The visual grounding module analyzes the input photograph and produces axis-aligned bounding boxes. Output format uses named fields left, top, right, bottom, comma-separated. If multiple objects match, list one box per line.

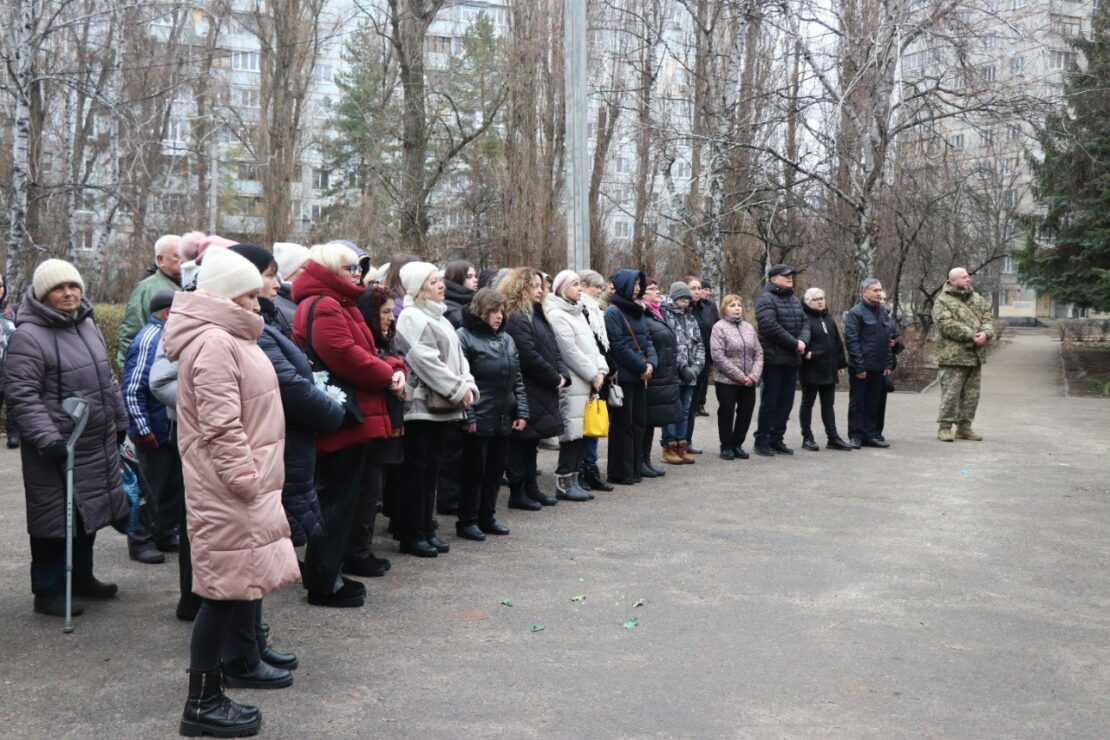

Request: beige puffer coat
left=544, top=294, right=608, bottom=442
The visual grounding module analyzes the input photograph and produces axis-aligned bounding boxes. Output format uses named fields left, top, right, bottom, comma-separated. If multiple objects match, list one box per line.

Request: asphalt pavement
left=1, top=330, right=1107, bottom=738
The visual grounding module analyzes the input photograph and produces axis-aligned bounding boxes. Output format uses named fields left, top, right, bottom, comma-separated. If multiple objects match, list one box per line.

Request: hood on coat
left=163, top=290, right=264, bottom=362
left=291, top=260, right=364, bottom=306
left=544, top=293, right=582, bottom=317
left=659, top=295, right=690, bottom=318
left=461, top=309, right=502, bottom=335
left=16, top=286, right=94, bottom=328
left=611, top=269, right=645, bottom=301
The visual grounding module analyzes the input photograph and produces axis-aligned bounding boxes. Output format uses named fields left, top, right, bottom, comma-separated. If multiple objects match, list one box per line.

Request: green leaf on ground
left=571, top=595, right=586, bottom=602
left=624, top=618, right=640, bottom=629
left=499, top=599, right=513, bottom=607
left=633, top=599, right=646, bottom=608
left=531, top=625, right=545, bottom=632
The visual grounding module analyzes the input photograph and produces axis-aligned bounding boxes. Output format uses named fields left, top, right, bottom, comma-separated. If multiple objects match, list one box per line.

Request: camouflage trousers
left=937, top=364, right=982, bottom=426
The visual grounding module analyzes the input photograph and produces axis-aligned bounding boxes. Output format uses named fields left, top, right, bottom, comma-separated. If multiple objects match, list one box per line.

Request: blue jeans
left=584, top=436, right=598, bottom=467
left=661, top=385, right=696, bottom=445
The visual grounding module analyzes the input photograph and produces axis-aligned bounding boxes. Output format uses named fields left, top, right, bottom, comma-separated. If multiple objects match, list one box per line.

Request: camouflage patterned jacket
left=932, top=283, right=994, bottom=366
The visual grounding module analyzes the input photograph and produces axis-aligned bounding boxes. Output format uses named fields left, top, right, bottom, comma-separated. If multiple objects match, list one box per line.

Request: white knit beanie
left=399, top=261, right=439, bottom=298
left=273, top=241, right=311, bottom=280
left=552, top=269, right=578, bottom=298
left=196, top=247, right=263, bottom=300
left=32, top=259, right=85, bottom=299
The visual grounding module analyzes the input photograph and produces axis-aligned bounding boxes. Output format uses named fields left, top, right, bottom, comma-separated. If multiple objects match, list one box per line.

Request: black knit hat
left=149, top=290, right=175, bottom=314
left=229, top=243, right=276, bottom=275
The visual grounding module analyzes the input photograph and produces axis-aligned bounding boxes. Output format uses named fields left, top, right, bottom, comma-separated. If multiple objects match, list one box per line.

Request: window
left=425, top=35, right=452, bottom=55
left=951, top=133, right=965, bottom=150
left=312, top=169, right=330, bottom=190
left=231, top=87, right=260, bottom=108
left=1006, top=124, right=1023, bottom=142
left=1011, top=0, right=1027, bottom=8
left=1002, top=255, right=1015, bottom=273
left=1051, top=15, right=1083, bottom=38
left=904, top=50, right=928, bottom=70
left=163, top=118, right=189, bottom=144
left=237, top=161, right=258, bottom=181
left=307, top=204, right=325, bottom=223
left=613, top=220, right=631, bottom=238
left=1009, top=56, right=1025, bottom=75
left=673, top=160, right=692, bottom=178
left=616, top=157, right=630, bottom=175
left=1003, top=189, right=1018, bottom=209
left=313, top=96, right=333, bottom=118
left=231, top=51, right=259, bottom=71
left=1049, top=50, right=1078, bottom=70
left=979, top=128, right=993, bottom=146
left=313, top=64, right=333, bottom=82
left=981, top=65, right=996, bottom=82
left=160, top=192, right=186, bottom=213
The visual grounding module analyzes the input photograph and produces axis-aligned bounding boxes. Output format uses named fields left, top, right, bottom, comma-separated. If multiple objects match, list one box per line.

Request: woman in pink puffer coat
left=163, top=247, right=300, bottom=738
left=709, top=294, right=764, bottom=461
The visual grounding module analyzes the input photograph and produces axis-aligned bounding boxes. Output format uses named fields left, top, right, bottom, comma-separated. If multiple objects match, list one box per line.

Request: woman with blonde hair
left=500, top=267, right=568, bottom=509
left=709, top=294, right=763, bottom=460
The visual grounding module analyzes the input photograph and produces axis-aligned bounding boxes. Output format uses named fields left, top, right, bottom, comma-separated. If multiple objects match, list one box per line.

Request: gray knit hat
left=669, top=281, right=694, bottom=302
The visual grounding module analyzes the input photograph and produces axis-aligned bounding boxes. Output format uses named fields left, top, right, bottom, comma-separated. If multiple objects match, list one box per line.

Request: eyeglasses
left=341, top=264, right=362, bottom=275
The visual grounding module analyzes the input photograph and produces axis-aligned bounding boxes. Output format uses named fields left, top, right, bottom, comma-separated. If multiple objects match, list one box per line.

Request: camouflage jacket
left=932, top=283, right=994, bottom=366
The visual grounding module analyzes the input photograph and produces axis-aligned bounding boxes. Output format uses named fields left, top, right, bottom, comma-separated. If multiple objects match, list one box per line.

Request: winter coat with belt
left=292, top=261, right=406, bottom=453
left=799, top=305, right=848, bottom=386
left=395, top=298, right=479, bottom=423
left=604, top=269, right=658, bottom=383
left=5, top=290, right=130, bottom=538
left=258, top=297, right=345, bottom=547
left=643, top=305, right=684, bottom=427
left=162, top=290, right=300, bottom=601
left=504, top=302, right=568, bottom=440
left=754, top=282, right=811, bottom=367
left=443, top=281, right=475, bottom=330
left=457, top=311, right=529, bottom=436
left=660, top=296, right=706, bottom=386
left=843, top=301, right=894, bottom=374
left=544, top=294, right=608, bottom=442
left=709, top=317, right=764, bottom=386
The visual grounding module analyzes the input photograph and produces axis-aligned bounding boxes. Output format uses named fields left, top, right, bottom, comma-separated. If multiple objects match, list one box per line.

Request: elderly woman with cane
left=5, top=259, right=131, bottom=618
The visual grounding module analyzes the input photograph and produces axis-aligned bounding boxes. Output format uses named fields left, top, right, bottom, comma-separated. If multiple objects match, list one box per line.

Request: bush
left=94, top=303, right=127, bottom=377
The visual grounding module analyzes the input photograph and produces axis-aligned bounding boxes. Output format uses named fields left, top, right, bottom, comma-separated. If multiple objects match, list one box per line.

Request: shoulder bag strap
left=619, top=311, right=645, bottom=359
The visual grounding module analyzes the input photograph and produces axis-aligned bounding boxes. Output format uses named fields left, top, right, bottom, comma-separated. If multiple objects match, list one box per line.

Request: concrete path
left=1, top=331, right=1108, bottom=738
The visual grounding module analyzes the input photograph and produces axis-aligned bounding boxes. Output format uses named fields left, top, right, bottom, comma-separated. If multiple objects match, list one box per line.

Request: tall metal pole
left=564, top=0, right=589, bottom=272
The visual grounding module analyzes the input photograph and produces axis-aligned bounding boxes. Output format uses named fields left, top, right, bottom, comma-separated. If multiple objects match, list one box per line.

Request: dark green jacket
left=117, top=270, right=181, bottom=367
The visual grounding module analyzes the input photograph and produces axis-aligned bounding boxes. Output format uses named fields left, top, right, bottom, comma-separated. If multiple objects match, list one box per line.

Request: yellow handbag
left=583, top=394, right=610, bottom=438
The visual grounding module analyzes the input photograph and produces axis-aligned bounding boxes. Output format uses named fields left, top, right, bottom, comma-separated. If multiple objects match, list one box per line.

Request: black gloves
left=40, top=440, right=68, bottom=463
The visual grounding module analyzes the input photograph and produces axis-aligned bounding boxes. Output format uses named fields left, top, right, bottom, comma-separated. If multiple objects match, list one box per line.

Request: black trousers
left=848, top=371, right=886, bottom=440
left=395, top=421, right=448, bottom=542
left=684, top=366, right=711, bottom=443
left=607, top=380, right=646, bottom=482
left=715, top=383, right=756, bottom=450
left=137, top=442, right=184, bottom=544
left=876, top=382, right=891, bottom=436
left=799, top=383, right=839, bottom=439
left=29, top=510, right=95, bottom=594
left=347, top=463, right=384, bottom=560
left=435, top=425, right=463, bottom=513
left=179, top=489, right=198, bottom=612
left=556, top=437, right=586, bottom=475
left=188, top=598, right=265, bottom=672
left=459, top=433, right=508, bottom=524
left=303, top=444, right=369, bottom=594
left=506, top=437, right=540, bottom=489
left=754, top=365, right=798, bottom=446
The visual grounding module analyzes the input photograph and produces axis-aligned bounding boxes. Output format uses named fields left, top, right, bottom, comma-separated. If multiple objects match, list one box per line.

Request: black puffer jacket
left=457, top=312, right=529, bottom=436
left=644, top=308, right=684, bottom=427
left=691, top=298, right=719, bottom=361
left=799, top=304, right=848, bottom=386
left=258, top=299, right=345, bottom=546
left=603, top=269, right=658, bottom=383
left=444, top=281, right=475, bottom=330
left=843, top=301, right=894, bottom=374
left=755, top=282, right=811, bottom=367
left=504, top=303, right=568, bottom=441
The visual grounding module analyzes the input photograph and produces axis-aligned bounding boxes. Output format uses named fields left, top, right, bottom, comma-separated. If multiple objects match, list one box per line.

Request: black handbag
left=303, top=296, right=364, bottom=426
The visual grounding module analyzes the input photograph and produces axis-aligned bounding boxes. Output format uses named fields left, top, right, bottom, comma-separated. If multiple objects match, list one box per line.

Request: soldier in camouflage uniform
left=931, top=267, right=994, bottom=441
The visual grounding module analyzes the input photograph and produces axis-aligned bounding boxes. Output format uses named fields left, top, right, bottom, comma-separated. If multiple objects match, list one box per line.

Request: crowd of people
left=0, top=232, right=995, bottom=736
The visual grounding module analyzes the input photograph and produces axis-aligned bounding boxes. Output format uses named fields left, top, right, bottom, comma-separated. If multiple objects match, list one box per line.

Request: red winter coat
left=292, top=261, right=405, bottom=453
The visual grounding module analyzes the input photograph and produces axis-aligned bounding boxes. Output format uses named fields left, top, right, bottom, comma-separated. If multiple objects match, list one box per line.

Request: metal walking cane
left=61, top=397, right=90, bottom=634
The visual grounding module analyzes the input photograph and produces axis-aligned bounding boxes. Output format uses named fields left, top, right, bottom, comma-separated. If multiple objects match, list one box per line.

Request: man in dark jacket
left=753, top=264, right=810, bottom=456
left=843, top=277, right=894, bottom=448
left=684, top=276, right=718, bottom=452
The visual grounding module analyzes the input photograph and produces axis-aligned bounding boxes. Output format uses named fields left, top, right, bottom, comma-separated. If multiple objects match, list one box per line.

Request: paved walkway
left=1, top=331, right=1108, bottom=738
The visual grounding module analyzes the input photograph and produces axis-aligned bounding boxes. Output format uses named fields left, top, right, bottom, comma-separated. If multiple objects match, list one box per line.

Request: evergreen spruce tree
left=1019, top=3, right=1110, bottom=312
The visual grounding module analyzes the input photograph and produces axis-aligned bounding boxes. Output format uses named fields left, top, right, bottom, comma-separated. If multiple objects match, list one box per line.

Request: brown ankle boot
left=661, top=441, right=685, bottom=465
left=677, top=440, right=696, bottom=464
